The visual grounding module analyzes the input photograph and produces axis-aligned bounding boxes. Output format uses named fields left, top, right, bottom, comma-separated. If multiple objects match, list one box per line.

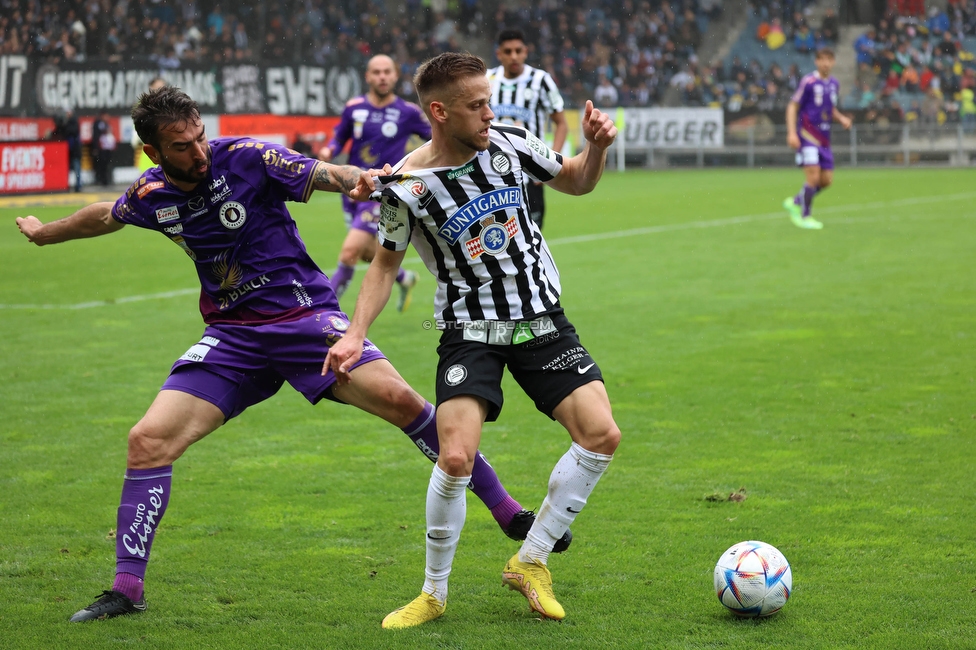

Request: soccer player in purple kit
left=14, top=86, right=567, bottom=622
left=784, top=48, right=852, bottom=230
left=318, top=55, right=431, bottom=311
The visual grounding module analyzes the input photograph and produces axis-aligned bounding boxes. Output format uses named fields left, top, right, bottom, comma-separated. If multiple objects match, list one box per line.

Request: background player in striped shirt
left=324, top=52, right=621, bottom=628
left=783, top=48, right=852, bottom=230
left=318, top=55, right=431, bottom=310
left=487, top=29, right=568, bottom=230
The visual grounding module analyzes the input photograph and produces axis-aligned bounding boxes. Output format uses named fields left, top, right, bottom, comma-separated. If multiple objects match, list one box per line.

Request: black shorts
left=435, top=309, right=603, bottom=422
left=527, top=181, right=546, bottom=228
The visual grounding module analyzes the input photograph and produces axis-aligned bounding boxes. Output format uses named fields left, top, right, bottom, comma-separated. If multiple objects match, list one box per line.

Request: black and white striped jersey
left=486, top=64, right=565, bottom=139
left=376, top=125, right=564, bottom=322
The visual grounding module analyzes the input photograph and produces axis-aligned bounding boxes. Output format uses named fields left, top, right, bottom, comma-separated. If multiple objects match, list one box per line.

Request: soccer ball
left=714, top=540, right=792, bottom=617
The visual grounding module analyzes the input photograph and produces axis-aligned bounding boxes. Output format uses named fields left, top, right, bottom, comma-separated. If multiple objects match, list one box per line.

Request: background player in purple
left=784, top=48, right=852, bottom=230
left=318, top=54, right=432, bottom=311
left=14, top=86, right=564, bottom=623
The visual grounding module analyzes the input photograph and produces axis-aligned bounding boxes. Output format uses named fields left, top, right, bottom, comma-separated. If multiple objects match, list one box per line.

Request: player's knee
left=380, top=380, right=426, bottom=428
left=127, top=421, right=182, bottom=467
left=338, top=248, right=359, bottom=266
left=437, top=448, right=474, bottom=476
left=578, top=421, right=621, bottom=456
left=819, top=177, right=832, bottom=190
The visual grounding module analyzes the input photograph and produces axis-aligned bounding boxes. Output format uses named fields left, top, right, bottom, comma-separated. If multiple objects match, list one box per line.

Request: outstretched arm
left=546, top=101, right=617, bottom=196
left=311, top=160, right=390, bottom=201
left=322, top=245, right=406, bottom=383
left=16, top=202, right=123, bottom=246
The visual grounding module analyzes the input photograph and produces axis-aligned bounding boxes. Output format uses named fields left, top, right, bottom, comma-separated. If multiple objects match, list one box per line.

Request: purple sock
left=402, top=402, right=522, bottom=527
left=112, top=466, right=172, bottom=602
left=395, top=267, right=406, bottom=284
left=801, top=184, right=819, bottom=217
left=331, top=263, right=355, bottom=298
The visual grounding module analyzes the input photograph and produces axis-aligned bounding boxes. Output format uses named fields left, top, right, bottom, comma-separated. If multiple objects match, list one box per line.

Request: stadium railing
left=605, top=122, right=976, bottom=169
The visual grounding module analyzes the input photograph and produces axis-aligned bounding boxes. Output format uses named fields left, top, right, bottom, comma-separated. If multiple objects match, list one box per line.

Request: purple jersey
left=791, top=72, right=840, bottom=147
left=327, top=95, right=431, bottom=213
left=112, top=137, right=339, bottom=325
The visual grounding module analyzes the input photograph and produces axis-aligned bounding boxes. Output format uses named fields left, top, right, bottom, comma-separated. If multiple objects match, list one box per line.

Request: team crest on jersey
left=155, top=205, right=180, bottom=223
left=328, top=315, right=349, bottom=331
left=490, top=152, right=511, bottom=174
left=381, top=121, right=398, bottom=137
left=464, top=216, right=519, bottom=259
left=218, top=201, right=247, bottom=229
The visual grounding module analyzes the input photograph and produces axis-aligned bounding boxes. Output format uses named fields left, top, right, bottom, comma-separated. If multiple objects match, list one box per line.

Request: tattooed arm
left=311, top=161, right=393, bottom=201
left=311, top=161, right=375, bottom=201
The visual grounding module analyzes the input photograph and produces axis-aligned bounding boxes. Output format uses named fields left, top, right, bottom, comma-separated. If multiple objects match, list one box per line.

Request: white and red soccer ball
left=714, top=540, right=792, bottom=617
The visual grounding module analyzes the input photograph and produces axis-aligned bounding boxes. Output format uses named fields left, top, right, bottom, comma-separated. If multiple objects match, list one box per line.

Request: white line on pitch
left=4, top=191, right=972, bottom=310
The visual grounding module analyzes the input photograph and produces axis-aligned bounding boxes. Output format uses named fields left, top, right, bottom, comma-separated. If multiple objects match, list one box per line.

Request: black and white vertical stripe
left=487, top=64, right=565, bottom=139
left=377, top=126, right=564, bottom=322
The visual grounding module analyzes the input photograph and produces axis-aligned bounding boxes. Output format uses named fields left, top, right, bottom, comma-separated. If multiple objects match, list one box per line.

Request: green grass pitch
left=1, top=167, right=975, bottom=648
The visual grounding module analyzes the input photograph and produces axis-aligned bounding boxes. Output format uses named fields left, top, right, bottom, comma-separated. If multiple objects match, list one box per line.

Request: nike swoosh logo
left=577, top=363, right=595, bottom=374
left=566, top=507, right=580, bottom=513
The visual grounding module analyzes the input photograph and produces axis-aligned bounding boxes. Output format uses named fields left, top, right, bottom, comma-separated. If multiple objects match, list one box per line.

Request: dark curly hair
left=496, top=29, right=526, bottom=46
left=131, top=86, right=201, bottom=149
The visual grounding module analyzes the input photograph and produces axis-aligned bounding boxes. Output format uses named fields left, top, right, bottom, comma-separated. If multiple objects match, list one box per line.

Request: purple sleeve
left=790, top=76, right=809, bottom=105
left=111, top=182, right=163, bottom=227
left=259, top=144, right=319, bottom=203
left=327, top=106, right=354, bottom=153
left=410, top=105, right=432, bottom=140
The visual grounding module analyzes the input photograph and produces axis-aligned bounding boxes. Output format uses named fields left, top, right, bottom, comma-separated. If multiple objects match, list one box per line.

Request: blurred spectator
left=901, top=64, right=920, bottom=92
left=855, top=27, right=877, bottom=66
left=927, top=6, right=950, bottom=36
left=594, top=74, right=619, bottom=107
left=793, top=24, right=815, bottom=54
left=91, top=111, right=116, bottom=187
left=821, top=8, right=839, bottom=43
left=51, top=108, right=82, bottom=192
left=857, top=81, right=877, bottom=108
left=937, top=31, right=958, bottom=58
left=960, top=83, right=976, bottom=132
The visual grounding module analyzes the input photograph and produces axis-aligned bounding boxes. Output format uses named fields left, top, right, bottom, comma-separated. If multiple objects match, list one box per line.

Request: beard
left=160, top=147, right=212, bottom=185
left=453, top=130, right=489, bottom=153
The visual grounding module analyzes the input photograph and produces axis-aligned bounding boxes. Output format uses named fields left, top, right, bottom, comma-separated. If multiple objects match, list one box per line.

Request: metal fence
left=610, top=123, right=976, bottom=169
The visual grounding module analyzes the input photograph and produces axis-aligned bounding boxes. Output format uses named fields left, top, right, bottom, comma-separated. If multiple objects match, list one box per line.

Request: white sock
left=422, top=464, right=470, bottom=603
left=520, top=442, right=613, bottom=565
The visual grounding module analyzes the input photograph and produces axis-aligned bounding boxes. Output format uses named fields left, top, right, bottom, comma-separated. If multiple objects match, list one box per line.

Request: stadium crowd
left=847, top=4, right=976, bottom=126
left=0, top=0, right=720, bottom=109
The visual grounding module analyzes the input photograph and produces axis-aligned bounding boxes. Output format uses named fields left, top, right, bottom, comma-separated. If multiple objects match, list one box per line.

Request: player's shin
left=113, top=466, right=173, bottom=601
left=402, top=402, right=522, bottom=527
left=331, top=262, right=355, bottom=298
left=801, top=184, right=819, bottom=217
left=521, top=443, right=612, bottom=565
left=423, top=464, right=469, bottom=603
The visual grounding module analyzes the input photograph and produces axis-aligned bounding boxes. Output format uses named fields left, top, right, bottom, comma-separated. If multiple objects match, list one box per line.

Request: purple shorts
left=343, top=199, right=382, bottom=234
left=161, top=310, right=386, bottom=420
left=795, top=143, right=834, bottom=170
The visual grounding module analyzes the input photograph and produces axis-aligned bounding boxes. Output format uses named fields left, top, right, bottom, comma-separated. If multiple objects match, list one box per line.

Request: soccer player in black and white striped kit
left=487, top=29, right=568, bottom=230
left=324, top=52, right=620, bottom=628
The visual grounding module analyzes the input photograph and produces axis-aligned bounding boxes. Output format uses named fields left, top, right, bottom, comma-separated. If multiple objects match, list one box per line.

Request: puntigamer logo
left=437, top=187, right=522, bottom=245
